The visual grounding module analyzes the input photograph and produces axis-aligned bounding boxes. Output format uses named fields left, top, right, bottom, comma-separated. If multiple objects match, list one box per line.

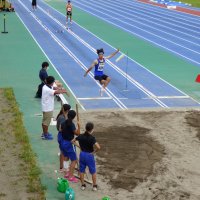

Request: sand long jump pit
left=80, top=109, right=200, bottom=200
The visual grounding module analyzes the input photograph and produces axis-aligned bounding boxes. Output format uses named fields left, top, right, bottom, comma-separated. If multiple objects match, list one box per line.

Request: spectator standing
left=73, top=122, right=100, bottom=191
left=56, top=104, right=71, bottom=172
left=35, top=61, right=49, bottom=98
left=41, top=76, right=68, bottom=140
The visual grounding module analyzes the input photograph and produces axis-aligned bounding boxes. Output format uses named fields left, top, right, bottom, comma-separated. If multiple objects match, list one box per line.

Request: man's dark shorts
left=32, top=0, right=36, bottom=6
left=94, top=74, right=108, bottom=83
left=67, top=11, right=72, bottom=16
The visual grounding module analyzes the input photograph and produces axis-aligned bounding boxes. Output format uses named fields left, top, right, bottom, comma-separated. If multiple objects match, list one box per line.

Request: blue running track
left=13, top=0, right=200, bottom=110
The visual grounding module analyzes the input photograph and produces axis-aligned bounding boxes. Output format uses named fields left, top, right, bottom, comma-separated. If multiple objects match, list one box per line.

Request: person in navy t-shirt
left=84, top=48, right=119, bottom=96
left=35, top=61, right=49, bottom=98
left=72, top=122, right=100, bottom=191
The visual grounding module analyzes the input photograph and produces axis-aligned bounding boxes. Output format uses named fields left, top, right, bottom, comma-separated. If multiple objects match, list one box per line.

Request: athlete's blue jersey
left=94, top=58, right=105, bottom=76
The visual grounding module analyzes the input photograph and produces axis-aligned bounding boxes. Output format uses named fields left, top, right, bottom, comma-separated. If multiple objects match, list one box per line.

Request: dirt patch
left=78, top=109, right=200, bottom=200
left=95, top=125, right=164, bottom=191
left=185, top=111, right=200, bottom=140
left=0, top=89, right=43, bottom=200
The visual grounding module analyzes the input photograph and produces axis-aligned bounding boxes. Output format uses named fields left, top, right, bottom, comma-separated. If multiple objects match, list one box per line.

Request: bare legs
left=101, top=77, right=111, bottom=89
left=42, top=123, right=48, bottom=135
left=80, top=172, right=97, bottom=186
left=69, top=160, right=77, bottom=177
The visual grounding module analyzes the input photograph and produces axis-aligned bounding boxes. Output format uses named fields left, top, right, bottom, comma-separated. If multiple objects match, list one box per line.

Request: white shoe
left=92, top=185, right=98, bottom=191
left=81, top=184, right=86, bottom=191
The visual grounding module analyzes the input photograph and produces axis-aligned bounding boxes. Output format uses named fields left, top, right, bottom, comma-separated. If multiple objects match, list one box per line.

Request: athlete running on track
left=66, top=0, right=72, bottom=24
left=84, top=48, right=119, bottom=96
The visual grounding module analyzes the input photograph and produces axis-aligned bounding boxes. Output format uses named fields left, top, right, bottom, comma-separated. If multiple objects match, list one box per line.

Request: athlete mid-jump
left=84, top=48, right=119, bottom=96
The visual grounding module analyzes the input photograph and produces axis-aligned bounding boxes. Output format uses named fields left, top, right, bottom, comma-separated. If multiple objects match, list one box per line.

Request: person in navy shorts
left=60, top=110, right=80, bottom=183
left=73, top=122, right=100, bottom=191
left=56, top=104, right=71, bottom=172
left=84, top=48, right=119, bottom=96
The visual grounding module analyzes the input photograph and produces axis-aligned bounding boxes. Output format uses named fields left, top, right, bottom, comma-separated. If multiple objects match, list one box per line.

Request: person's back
left=61, top=119, right=76, bottom=141
left=74, top=122, right=100, bottom=191
left=41, top=84, right=54, bottom=112
left=78, top=133, right=96, bottom=153
left=39, top=68, right=48, bottom=82
left=56, top=114, right=65, bottom=132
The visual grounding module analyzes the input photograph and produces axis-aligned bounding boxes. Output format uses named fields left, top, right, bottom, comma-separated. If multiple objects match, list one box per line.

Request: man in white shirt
left=41, top=76, right=69, bottom=140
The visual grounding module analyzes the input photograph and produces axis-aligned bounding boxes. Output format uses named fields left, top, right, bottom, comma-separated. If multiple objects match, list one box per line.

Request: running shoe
left=81, top=184, right=86, bottom=191
left=92, top=185, right=98, bottom=191
left=67, top=176, right=79, bottom=183
left=64, top=171, right=70, bottom=178
left=42, top=133, right=53, bottom=140
left=41, top=133, right=52, bottom=139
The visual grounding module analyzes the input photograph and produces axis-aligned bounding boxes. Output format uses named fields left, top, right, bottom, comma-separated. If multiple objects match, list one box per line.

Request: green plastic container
left=65, top=187, right=75, bottom=200
left=102, top=197, right=110, bottom=200
left=57, top=178, right=69, bottom=193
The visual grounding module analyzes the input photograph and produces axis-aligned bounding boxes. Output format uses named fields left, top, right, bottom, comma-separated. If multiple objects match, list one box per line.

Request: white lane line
left=143, top=95, right=191, bottom=99
left=77, top=97, right=113, bottom=100
left=156, top=96, right=190, bottom=99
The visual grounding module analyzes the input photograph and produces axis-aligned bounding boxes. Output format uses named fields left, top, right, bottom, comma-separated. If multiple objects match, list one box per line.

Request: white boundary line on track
left=14, top=9, right=85, bottom=110
left=19, top=0, right=127, bottom=110
left=43, top=1, right=200, bottom=105
left=95, top=0, right=200, bottom=41
left=75, top=0, right=200, bottom=56
left=146, top=95, right=190, bottom=99
left=37, top=3, right=169, bottom=108
left=77, top=97, right=113, bottom=100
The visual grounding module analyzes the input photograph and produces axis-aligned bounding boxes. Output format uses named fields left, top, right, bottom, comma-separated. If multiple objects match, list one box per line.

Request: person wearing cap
left=66, top=0, right=72, bottom=24
left=84, top=48, right=119, bottom=96
left=56, top=104, right=71, bottom=172
left=41, top=76, right=69, bottom=140
left=60, top=110, right=80, bottom=183
left=72, top=122, right=100, bottom=191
